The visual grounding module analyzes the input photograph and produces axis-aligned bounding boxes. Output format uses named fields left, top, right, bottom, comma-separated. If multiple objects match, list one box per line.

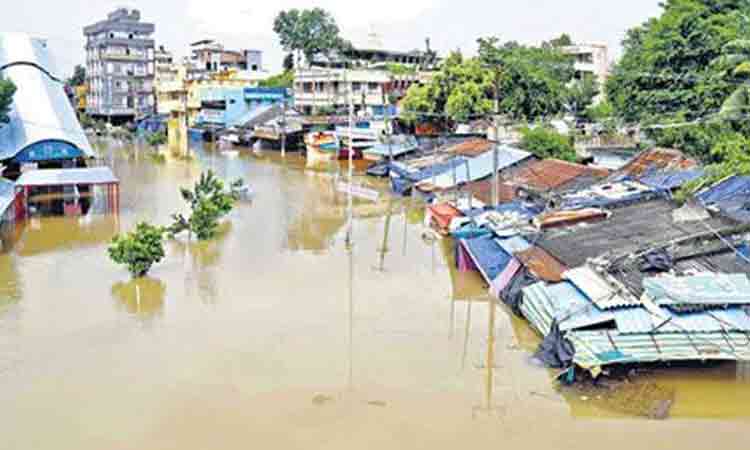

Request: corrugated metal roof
left=534, top=208, right=609, bottom=230
left=472, top=180, right=520, bottom=205
left=643, top=273, right=750, bottom=306
left=496, top=235, right=531, bottom=255
left=613, top=306, right=750, bottom=334
left=638, top=168, right=705, bottom=191
left=564, top=266, right=640, bottom=309
left=417, top=145, right=531, bottom=191
left=512, top=159, right=609, bottom=191
left=15, top=167, right=118, bottom=187
left=521, top=281, right=615, bottom=335
left=696, top=175, right=750, bottom=224
left=568, top=330, right=750, bottom=371
left=447, top=138, right=495, bottom=157
left=515, top=246, right=567, bottom=282
left=0, top=33, right=93, bottom=160
left=614, top=148, right=697, bottom=179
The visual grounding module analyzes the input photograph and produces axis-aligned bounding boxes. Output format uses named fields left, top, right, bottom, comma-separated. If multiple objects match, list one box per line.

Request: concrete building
left=189, top=40, right=264, bottom=74
left=83, top=8, right=156, bottom=122
left=294, top=46, right=436, bottom=116
left=561, top=43, right=609, bottom=87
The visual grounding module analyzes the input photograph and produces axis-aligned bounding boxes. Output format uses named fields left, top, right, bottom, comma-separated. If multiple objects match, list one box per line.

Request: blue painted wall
left=14, top=140, right=84, bottom=163
left=197, top=86, right=291, bottom=128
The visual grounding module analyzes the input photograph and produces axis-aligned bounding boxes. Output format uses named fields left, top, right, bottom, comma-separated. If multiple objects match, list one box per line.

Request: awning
left=15, top=167, right=119, bottom=187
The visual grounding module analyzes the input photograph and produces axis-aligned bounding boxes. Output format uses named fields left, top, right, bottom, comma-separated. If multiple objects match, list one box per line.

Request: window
left=352, top=82, right=362, bottom=92
left=303, top=82, right=313, bottom=93
left=368, top=82, right=379, bottom=91
left=316, top=82, right=325, bottom=92
left=251, top=64, right=258, bottom=71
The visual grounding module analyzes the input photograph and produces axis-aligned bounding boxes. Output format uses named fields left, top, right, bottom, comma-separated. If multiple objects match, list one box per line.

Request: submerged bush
left=108, top=222, right=166, bottom=278
left=168, top=170, right=244, bottom=241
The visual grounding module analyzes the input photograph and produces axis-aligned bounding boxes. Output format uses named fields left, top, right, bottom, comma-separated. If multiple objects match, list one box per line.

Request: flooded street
left=0, top=139, right=748, bottom=449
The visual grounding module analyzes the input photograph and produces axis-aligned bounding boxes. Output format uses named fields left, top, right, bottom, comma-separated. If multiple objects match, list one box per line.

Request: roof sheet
left=643, top=273, right=750, bottom=306
left=417, top=145, right=531, bottom=191
left=512, top=159, right=609, bottom=191
left=472, top=180, right=520, bottom=205
left=696, top=175, right=750, bottom=223
left=0, top=33, right=93, bottom=160
left=569, top=330, right=750, bottom=371
left=536, top=199, right=735, bottom=269
left=638, top=168, right=705, bottom=191
left=613, top=306, right=750, bottom=334
left=521, top=281, right=615, bottom=335
left=614, top=148, right=697, bottom=179
left=564, top=266, right=640, bottom=309
left=15, top=167, right=119, bottom=187
left=496, top=235, right=532, bottom=255
left=535, top=208, right=609, bottom=230
left=446, top=138, right=494, bottom=157
left=515, top=246, right=568, bottom=283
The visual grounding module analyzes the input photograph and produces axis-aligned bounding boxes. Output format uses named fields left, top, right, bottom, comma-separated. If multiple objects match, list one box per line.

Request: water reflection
left=7, top=215, right=118, bottom=257
left=111, top=277, right=166, bottom=320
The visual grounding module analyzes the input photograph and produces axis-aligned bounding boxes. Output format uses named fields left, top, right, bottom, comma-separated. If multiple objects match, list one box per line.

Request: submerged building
left=83, top=8, right=156, bottom=122
left=0, top=33, right=118, bottom=223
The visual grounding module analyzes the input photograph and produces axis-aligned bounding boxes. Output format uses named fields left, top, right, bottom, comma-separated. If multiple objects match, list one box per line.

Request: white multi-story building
left=561, top=43, right=609, bottom=87
left=293, top=46, right=437, bottom=116
left=84, top=8, right=156, bottom=121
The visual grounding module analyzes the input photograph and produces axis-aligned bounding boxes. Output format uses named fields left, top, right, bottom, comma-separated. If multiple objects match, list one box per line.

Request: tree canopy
left=259, top=70, right=294, bottom=88
left=0, top=76, right=16, bottom=124
left=606, top=0, right=750, bottom=125
left=273, top=8, right=351, bottom=65
left=400, top=38, right=575, bottom=124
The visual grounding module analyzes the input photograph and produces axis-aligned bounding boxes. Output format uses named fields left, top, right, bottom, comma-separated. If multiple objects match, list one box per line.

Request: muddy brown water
left=0, top=140, right=748, bottom=449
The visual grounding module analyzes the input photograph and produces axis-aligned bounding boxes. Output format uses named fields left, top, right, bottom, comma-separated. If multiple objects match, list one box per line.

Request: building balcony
left=101, top=53, right=149, bottom=62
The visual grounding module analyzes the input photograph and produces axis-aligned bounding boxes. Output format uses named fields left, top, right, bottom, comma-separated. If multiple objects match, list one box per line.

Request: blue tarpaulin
left=389, top=158, right=467, bottom=195
left=639, top=168, right=705, bottom=191
left=696, top=175, right=750, bottom=223
left=461, top=235, right=512, bottom=284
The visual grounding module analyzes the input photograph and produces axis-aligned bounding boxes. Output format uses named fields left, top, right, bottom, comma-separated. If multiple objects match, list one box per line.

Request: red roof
left=512, top=159, right=609, bottom=190
left=515, top=246, right=568, bottom=283
left=617, top=148, right=697, bottom=178
left=427, top=203, right=464, bottom=234
left=447, top=139, right=494, bottom=157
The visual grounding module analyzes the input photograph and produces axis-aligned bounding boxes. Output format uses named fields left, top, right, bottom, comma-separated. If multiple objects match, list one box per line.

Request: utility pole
left=281, top=91, right=287, bottom=157
left=491, top=68, right=501, bottom=208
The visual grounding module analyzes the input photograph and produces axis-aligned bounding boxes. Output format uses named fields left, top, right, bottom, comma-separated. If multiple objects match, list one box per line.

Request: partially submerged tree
left=168, top=170, right=243, bottom=241
left=108, top=222, right=166, bottom=278
left=0, top=76, right=17, bottom=124
left=146, top=131, right=167, bottom=146
left=273, top=8, right=351, bottom=66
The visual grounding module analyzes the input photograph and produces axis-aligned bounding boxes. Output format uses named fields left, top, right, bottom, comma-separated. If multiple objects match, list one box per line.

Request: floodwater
left=0, top=139, right=748, bottom=450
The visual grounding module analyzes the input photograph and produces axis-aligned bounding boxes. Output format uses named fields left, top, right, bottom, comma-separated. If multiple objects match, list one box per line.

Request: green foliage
left=283, top=53, right=295, bottom=71
left=385, top=63, right=417, bottom=75
left=146, top=131, right=167, bottom=146
left=585, top=100, right=615, bottom=122
left=259, top=70, right=294, bottom=88
left=401, top=51, right=493, bottom=123
left=478, top=37, right=575, bottom=120
left=168, top=170, right=243, bottom=241
left=273, top=8, right=351, bottom=64
left=606, top=0, right=748, bottom=125
left=566, top=75, right=599, bottom=119
left=68, top=64, right=86, bottom=87
left=519, top=126, right=578, bottom=162
left=108, top=222, right=166, bottom=278
left=544, top=33, right=574, bottom=49
left=0, top=76, right=17, bottom=124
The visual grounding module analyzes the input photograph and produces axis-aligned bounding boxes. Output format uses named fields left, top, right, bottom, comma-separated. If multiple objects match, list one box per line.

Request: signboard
left=337, top=182, right=380, bottom=202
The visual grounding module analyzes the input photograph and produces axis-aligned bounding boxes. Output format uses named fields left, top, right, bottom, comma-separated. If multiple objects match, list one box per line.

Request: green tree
left=259, top=70, right=294, bottom=88
left=606, top=0, right=748, bottom=125
left=273, top=8, right=351, bottom=65
left=0, top=76, right=17, bottom=124
left=401, top=51, right=493, bottom=124
left=68, top=64, right=86, bottom=87
left=108, top=222, right=166, bottom=278
left=478, top=37, right=575, bottom=120
left=168, top=170, right=243, bottom=241
left=544, top=33, right=574, bottom=49
left=283, top=53, right=295, bottom=71
left=566, top=74, right=599, bottom=119
left=519, top=126, right=577, bottom=162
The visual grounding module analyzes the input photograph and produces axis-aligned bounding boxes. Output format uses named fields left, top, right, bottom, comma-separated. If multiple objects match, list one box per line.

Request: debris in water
left=312, top=394, right=334, bottom=406
left=367, top=400, right=387, bottom=407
